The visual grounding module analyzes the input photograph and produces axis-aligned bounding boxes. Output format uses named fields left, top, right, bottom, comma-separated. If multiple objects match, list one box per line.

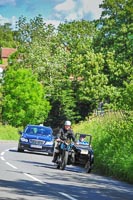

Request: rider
left=52, top=120, right=76, bottom=163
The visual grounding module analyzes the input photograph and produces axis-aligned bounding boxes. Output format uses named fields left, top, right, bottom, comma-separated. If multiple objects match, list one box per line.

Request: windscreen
left=25, top=126, right=52, bottom=136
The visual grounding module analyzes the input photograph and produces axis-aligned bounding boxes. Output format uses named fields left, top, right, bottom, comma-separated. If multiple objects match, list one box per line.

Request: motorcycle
left=54, top=133, right=94, bottom=173
left=55, top=138, right=73, bottom=170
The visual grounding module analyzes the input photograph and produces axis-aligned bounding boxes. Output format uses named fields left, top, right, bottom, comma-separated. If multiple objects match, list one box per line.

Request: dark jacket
left=57, top=127, right=76, bottom=142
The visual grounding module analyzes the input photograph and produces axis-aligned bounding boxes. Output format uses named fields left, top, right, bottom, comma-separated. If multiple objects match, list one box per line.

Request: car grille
left=29, top=139, right=44, bottom=145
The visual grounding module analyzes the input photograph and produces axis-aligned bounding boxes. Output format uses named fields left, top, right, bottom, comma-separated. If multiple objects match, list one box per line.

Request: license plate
left=81, top=149, right=88, bottom=154
left=30, top=144, right=42, bottom=149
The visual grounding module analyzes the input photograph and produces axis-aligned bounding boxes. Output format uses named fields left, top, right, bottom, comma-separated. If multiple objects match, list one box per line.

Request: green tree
left=13, top=16, right=77, bottom=124
left=0, top=23, right=17, bottom=48
left=93, top=0, right=133, bottom=109
left=2, top=68, right=51, bottom=127
left=14, top=17, right=110, bottom=123
left=119, top=77, right=133, bottom=110
left=57, top=20, right=108, bottom=119
left=95, top=0, right=132, bottom=62
left=10, top=12, right=132, bottom=126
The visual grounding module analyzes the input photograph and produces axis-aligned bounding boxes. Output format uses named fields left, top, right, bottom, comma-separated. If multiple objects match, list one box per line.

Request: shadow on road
left=4, top=147, right=133, bottom=200
left=0, top=174, right=133, bottom=200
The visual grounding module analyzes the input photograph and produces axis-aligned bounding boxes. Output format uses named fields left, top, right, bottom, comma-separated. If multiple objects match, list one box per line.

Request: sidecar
left=74, top=133, right=94, bottom=173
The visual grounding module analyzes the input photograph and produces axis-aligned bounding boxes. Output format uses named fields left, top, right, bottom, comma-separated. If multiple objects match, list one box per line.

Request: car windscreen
left=25, top=126, right=52, bottom=136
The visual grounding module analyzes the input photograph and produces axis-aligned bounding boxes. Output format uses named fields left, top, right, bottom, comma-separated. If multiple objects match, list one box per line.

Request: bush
left=73, top=111, right=133, bottom=183
left=0, top=125, right=19, bottom=140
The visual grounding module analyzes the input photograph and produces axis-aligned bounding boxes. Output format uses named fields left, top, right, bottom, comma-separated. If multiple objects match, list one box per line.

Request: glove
left=56, top=138, right=61, bottom=142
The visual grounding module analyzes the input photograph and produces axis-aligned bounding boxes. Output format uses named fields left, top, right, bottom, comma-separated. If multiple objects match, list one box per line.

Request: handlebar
left=56, top=138, right=74, bottom=145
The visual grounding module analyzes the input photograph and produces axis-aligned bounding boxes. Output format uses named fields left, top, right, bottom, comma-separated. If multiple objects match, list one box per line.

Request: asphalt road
left=0, top=141, right=133, bottom=200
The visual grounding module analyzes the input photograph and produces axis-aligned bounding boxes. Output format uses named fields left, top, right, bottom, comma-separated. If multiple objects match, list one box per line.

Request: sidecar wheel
left=85, top=161, right=91, bottom=173
left=56, top=164, right=60, bottom=169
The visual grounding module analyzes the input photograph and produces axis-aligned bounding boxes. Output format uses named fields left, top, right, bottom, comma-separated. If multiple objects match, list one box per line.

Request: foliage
left=73, top=112, right=133, bottom=184
left=57, top=21, right=108, bottom=118
left=14, top=16, right=77, bottom=124
left=96, top=0, right=132, bottom=62
left=0, top=0, right=132, bottom=128
left=2, top=68, right=51, bottom=127
left=93, top=0, right=133, bottom=109
left=0, top=125, right=19, bottom=140
left=0, top=23, right=18, bottom=48
left=119, top=78, right=133, bottom=110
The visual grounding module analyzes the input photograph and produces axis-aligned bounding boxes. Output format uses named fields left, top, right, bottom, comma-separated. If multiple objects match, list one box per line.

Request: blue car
left=17, top=124, right=54, bottom=155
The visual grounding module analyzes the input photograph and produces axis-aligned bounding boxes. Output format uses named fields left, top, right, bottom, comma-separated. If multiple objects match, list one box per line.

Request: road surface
left=0, top=141, right=133, bottom=200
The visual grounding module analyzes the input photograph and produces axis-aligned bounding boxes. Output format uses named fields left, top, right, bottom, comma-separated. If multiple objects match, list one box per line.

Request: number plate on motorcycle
left=81, top=149, right=88, bottom=154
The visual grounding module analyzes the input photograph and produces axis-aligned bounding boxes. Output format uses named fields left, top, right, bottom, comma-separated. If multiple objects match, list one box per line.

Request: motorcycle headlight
left=20, top=137, right=28, bottom=142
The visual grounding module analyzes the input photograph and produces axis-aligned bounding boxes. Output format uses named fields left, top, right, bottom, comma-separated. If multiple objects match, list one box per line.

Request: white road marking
left=1, top=151, right=5, bottom=156
left=59, top=192, right=78, bottom=200
left=0, top=156, right=5, bottom=161
left=1, top=147, right=78, bottom=200
left=5, top=149, right=9, bottom=151
left=6, top=162, right=18, bottom=169
left=24, top=173, right=44, bottom=184
left=1, top=147, right=45, bottom=185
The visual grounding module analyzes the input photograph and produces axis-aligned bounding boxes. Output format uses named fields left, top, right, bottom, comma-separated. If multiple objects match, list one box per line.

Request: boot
left=52, top=152, right=58, bottom=163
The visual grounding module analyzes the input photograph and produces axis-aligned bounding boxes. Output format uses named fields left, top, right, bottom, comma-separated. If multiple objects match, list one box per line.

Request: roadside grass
left=73, top=111, right=133, bottom=184
left=0, top=125, right=19, bottom=140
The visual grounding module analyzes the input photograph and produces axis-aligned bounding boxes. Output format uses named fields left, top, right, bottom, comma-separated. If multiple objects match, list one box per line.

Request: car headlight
left=46, top=141, right=53, bottom=145
left=20, top=137, right=28, bottom=142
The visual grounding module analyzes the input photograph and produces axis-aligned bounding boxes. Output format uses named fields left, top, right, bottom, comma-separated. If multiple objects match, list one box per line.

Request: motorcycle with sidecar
left=54, top=133, right=94, bottom=173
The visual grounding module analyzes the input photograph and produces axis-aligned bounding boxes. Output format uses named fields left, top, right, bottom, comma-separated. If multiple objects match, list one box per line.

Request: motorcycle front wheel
left=60, top=150, right=69, bottom=170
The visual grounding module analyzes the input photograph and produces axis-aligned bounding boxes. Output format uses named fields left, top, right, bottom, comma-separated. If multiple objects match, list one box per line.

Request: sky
left=0, top=0, right=103, bottom=28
